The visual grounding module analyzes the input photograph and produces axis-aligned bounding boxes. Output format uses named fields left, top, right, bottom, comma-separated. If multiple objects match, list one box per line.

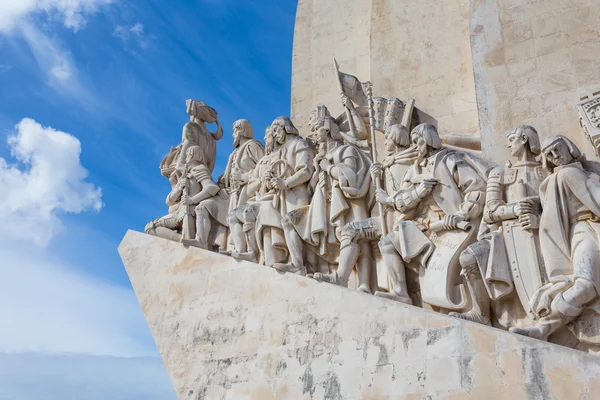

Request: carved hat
left=271, top=116, right=299, bottom=135
left=186, top=99, right=218, bottom=123
left=508, top=125, right=541, bottom=155
left=411, top=123, right=442, bottom=149
left=542, top=135, right=582, bottom=159
left=385, top=124, right=410, bottom=148
left=233, top=119, right=254, bottom=139
left=186, top=145, right=206, bottom=165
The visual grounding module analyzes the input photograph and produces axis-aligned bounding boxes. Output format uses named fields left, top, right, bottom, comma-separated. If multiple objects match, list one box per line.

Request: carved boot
left=374, top=290, right=413, bottom=305
left=180, top=238, right=208, bottom=250
left=448, top=260, right=491, bottom=326
left=509, top=294, right=579, bottom=340
left=231, top=250, right=257, bottom=262
left=273, top=262, right=307, bottom=275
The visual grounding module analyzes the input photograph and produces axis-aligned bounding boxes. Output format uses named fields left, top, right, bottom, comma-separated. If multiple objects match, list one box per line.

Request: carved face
left=506, top=132, right=527, bottom=158
left=544, top=140, right=574, bottom=167
left=316, top=125, right=329, bottom=143
left=384, top=134, right=395, bottom=153
left=411, top=133, right=428, bottom=158
left=233, top=124, right=242, bottom=147
left=264, top=129, right=274, bottom=154
left=272, top=123, right=286, bottom=144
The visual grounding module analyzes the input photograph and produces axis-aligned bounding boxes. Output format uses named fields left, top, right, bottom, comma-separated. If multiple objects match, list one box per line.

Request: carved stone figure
left=282, top=115, right=373, bottom=290
left=174, top=99, right=223, bottom=177
left=229, top=127, right=276, bottom=262
left=511, top=136, right=600, bottom=349
left=449, top=125, right=549, bottom=328
left=219, top=120, right=264, bottom=253
left=146, top=146, right=220, bottom=244
left=376, top=124, right=489, bottom=308
left=255, top=117, right=315, bottom=268
left=310, top=124, right=418, bottom=291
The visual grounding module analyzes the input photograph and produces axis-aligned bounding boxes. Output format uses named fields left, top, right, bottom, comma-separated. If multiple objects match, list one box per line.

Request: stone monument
left=122, top=1, right=600, bottom=398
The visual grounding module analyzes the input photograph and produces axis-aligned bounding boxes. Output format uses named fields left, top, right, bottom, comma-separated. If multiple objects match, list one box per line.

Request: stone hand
left=231, top=168, right=244, bottom=183
left=341, top=93, right=351, bottom=108
left=313, top=156, right=324, bottom=172
left=271, top=177, right=287, bottom=190
left=519, top=213, right=539, bottom=230
left=261, top=170, right=272, bottom=183
left=181, top=193, right=194, bottom=206
left=375, top=189, right=391, bottom=205
left=370, top=163, right=382, bottom=181
left=416, top=178, right=438, bottom=197
left=442, top=214, right=465, bottom=230
left=319, top=159, right=332, bottom=172
left=514, top=198, right=535, bottom=216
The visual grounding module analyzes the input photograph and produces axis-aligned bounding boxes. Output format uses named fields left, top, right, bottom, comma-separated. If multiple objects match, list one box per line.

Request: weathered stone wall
left=471, top=0, right=600, bottom=162
left=120, top=231, right=600, bottom=400
left=291, top=0, right=372, bottom=136
left=292, top=0, right=600, bottom=163
left=370, top=0, right=479, bottom=136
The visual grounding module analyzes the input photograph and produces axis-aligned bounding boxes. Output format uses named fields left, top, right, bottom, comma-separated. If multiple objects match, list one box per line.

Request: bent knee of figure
left=195, top=204, right=209, bottom=216
left=340, top=223, right=361, bottom=243
left=573, top=278, right=597, bottom=298
left=459, top=248, right=478, bottom=269
left=227, top=211, right=239, bottom=226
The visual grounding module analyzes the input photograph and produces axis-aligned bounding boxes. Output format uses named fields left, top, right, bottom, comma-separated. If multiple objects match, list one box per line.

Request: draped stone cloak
left=288, top=143, right=371, bottom=263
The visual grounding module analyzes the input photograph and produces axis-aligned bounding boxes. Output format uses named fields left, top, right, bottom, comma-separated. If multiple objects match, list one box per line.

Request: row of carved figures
left=146, top=97, right=600, bottom=355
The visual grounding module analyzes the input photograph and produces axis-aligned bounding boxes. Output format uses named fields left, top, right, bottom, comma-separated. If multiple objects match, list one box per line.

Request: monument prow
left=119, top=230, right=600, bottom=400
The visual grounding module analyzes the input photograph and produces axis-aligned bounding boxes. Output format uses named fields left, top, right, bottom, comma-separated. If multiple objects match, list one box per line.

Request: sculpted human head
left=507, top=125, right=540, bottom=158
left=309, top=105, right=330, bottom=132
left=271, top=116, right=299, bottom=145
left=410, top=123, right=442, bottom=159
left=314, top=116, right=341, bottom=143
left=542, top=135, right=581, bottom=168
left=185, top=145, right=205, bottom=167
left=233, top=119, right=253, bottom=148
left=264, top=127, right=274, bottom=154
left=384, top=124, right=410, bottom=153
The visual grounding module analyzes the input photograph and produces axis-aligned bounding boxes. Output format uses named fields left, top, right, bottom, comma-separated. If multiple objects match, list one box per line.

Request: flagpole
left=333, top=57, right=358, bottom=140
left=365, top=81, right=388, bottom=236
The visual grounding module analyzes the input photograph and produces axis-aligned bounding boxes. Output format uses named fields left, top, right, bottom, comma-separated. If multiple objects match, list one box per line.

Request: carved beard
left=233, top=134, right=241, bottom=148
left=275, top=131, right=286, bottom=145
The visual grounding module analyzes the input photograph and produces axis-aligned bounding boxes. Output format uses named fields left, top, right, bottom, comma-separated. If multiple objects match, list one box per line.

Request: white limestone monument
left=120, top=0, right=600, bottom=398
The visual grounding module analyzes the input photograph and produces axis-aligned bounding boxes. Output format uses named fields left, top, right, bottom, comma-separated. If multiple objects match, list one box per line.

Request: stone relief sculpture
left=255, top=117, right=315, bottom=269
left=283, top=115, right=373, bottom=291
left=510, top=136, right=600, bottom=351
left=144, top=69, right=600, bottom=355
left=449, top=125, right=549, bottom=327
left=376, top=124, right=489, bottom=307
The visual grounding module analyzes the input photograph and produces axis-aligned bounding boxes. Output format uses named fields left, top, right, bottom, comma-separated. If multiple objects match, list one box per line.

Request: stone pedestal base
left=119, top=231, right=600, bottom=399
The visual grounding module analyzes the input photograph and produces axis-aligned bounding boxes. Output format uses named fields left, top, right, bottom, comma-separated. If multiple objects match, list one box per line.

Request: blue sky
left=0, top=0, right=297, bottom=397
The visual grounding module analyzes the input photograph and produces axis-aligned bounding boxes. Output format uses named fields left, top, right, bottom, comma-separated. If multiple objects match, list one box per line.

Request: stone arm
left=246, top=164, right=262, bottom=198
left=390, top=169, right=427, bottom=213
left=284, top=147, right=314, bottom=189
left=166, top=185, right=183, bottom=207
left=188, top=166, right=220, bottom=204
left=453, top=161, right=486, bottom=221
left=328, top=155, right=357, bottom=182
left=482, top=168, right=517, bottom=224
left=240, top=142, right=265, bottom=183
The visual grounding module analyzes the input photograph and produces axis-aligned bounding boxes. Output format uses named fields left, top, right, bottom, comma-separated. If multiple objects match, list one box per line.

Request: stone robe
left=220, top=139, right=265, bottom=213
left=255, top=136, right=315, bottom=264
left=387, top=149, right=487, bottom=269
left=289, top=142, right=371, bottom=263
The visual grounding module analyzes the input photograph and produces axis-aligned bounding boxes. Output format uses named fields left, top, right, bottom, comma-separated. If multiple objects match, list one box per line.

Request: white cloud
left=0, top=0, right=113, bottom=34
left=113, top=22, right=147, bottom=50
left=0, top=118, right=102, bottom=247
left=0, top=242, right=157, bottom=357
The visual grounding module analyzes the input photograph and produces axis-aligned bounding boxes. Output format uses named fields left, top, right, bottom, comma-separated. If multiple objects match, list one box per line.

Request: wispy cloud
left=0, top=118, right=102, bottom=246
left=0, top=0, right=114, bottom=34
left=113, top=22, right=148, bottom=51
